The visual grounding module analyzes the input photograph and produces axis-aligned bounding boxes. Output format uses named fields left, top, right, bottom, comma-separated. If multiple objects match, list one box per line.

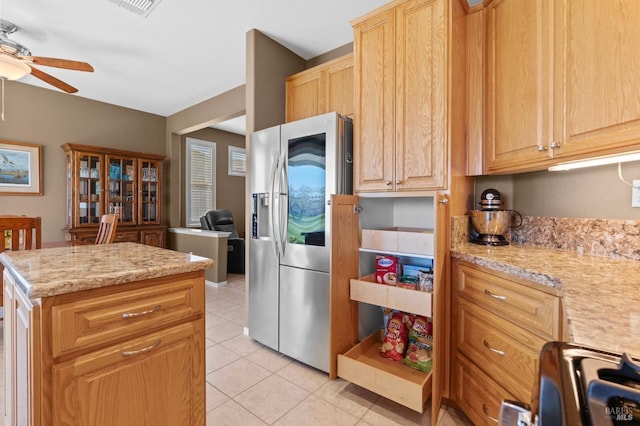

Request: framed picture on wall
left=0, top=140, right=43, bottom=195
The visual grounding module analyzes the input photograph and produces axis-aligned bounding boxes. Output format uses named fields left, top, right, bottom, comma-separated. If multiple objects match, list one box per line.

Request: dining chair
left=0, top=215, right=42, bottom=308
left=0, top=215, right=42, bottom=253
left=95, top=214, right=118, bottom=244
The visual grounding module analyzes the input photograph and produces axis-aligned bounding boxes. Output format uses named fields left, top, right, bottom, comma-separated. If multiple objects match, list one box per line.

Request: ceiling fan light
left=0, top=55, right=30, bottom=80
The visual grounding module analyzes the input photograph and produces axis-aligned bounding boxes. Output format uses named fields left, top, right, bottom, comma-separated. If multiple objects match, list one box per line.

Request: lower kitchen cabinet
left=3, top=270, right=205, bottom=425
left=451, top=260, right=563, bottom=423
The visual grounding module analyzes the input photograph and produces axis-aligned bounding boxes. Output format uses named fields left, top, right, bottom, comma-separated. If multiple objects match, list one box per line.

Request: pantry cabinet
left=285, top=54, right=354, bottom=123
left=335, top=193, right=450, bottom=421
left=352, top=0, right=448, bottom=192
left=485, top=0, right=640, bottom=173
left=451, top=260, right=563, bottom=424
left=62, top=143, right=166, bottom=247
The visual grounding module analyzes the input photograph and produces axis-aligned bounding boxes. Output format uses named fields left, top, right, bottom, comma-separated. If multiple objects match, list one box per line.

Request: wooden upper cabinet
left=285, top=54, right=354, bottom=123
left=486, top=0, right=640, bottom=174
left=353, top=0, right=448, bottom=193
left=553, top=0, right=640, bottom=159
left=285, top=68, right=324, bottom=123
left=485, top=0, right=554, bottom=173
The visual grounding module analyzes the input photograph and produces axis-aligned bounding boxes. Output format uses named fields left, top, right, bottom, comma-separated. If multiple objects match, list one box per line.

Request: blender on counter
left=469, top=188, right=522, bottom=246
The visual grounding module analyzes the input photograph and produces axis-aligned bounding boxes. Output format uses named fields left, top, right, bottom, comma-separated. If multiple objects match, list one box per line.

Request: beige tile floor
left=0, top=273, right=472, bottom=425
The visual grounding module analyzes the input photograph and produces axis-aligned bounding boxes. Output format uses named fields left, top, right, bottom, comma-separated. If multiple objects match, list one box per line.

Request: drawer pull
left=483, top=339, right=506, bottom=356
left=121, top=304, right=161, bottom=319
left=484, top=289, right=507, bottom=301
left=482, top=404, right=499, bottom=423
left=122, top=339, right=161, bottom=356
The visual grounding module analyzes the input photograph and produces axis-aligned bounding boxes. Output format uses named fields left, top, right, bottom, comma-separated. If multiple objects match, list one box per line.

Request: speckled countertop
left=452, top=241, right=640, bottom=358
left=0, top=242, right=213, bottom=298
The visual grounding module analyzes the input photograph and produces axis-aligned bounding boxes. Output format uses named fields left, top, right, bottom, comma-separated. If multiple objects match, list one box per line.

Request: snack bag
left=403, top=315, right=434, bottom=373
left=380, top=311, right=409, bottom=362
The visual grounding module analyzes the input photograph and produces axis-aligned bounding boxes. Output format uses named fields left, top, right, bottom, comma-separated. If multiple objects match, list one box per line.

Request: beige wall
left=0, top=82, right=165, bottom=243
left=165, top=85, right=245, bottom=229
left=476, top=161, right=640, bottom=219
left=181, top=128, right=246, bottom=233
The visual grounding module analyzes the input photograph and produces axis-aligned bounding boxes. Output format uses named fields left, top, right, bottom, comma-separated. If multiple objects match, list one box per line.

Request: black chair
left=200, top=209, right=245, bottom=274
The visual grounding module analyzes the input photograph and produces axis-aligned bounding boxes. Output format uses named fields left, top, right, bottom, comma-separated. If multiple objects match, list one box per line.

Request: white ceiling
left=3, top=0, right=391, bottom=118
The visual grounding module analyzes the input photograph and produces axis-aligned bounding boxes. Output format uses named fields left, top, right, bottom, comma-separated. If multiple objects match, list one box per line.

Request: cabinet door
left=353, top=8, right=395, bottom=192
left=4, top=271, right=40, bottom=426
left=138, top=158, right=161, bottom=225
left=140, top=228, right=165, bottom=247
left=485, top=0, right=554, bottom=172
left=285, top=68, right=324, bottom=123
left=325, top=55, right=354, bottom=119
left=75, top=151, right=104, bottom=227
left=52, top=321, right=204, bottom=425
left=395, top=0, right=447, bottom=190
left=553, top=0, right=640, bottom=158
left=105, top=155, right=137, bottom=225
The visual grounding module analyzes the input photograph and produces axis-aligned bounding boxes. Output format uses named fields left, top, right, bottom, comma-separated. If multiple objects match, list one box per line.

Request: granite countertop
left=451, top=242, right=640, bottom=358
left=0, top=242, right=214, bottom=299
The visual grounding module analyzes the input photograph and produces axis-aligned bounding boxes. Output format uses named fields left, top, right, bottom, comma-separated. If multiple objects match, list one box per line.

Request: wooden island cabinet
left=62, top=144, right=166, bottom=247
left=1, top=243, right=212, bottom=425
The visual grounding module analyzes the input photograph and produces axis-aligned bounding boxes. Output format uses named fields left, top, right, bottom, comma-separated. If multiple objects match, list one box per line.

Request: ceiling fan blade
left=29, top=66, right=78, bottom=93
left=24, top=56, right=94, bottom=72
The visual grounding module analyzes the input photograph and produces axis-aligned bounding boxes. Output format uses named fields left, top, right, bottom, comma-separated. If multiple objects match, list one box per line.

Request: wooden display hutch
left=337, top=225, right=438, bottom=414
left=62, top=144, right=166, bottom=247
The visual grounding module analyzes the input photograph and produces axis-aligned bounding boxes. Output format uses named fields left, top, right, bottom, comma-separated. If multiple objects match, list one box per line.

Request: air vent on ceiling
left=109, top=0, right=162, bottom=17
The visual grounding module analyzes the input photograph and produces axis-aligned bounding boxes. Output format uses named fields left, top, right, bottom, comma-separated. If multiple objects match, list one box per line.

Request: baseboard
left=205, top=280, right=227, bottom=288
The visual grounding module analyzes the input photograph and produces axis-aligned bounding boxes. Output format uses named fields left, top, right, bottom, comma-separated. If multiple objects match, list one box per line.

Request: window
left=228, top=145, right=246, bottom=176
left=186, top=138, right=216, bottom=227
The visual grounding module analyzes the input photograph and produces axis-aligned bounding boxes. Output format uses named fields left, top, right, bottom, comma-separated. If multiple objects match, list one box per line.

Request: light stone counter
left=451, top=241, right=640, bottom=358
left=0, top=242, right=213, bottom=298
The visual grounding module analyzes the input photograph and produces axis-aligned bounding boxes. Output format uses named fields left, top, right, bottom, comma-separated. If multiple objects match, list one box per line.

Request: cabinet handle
left=385, top=180, right=392, bottom=186
left=483, top=339, right=506, bottom=356
left=550, top=142, right=561, bottom=149
left=537, top=145, right=548, bottom=152
left=482, top=404, right=499, bottom=423
left=438, top=198, right=449, bottom=205
left=395, top=180, right=401, bottom=185
left=122, top=339, right=161, bottom=356
left=121, top=304, right=161, bottom=319
left=484, top=289, right=506, bottom=301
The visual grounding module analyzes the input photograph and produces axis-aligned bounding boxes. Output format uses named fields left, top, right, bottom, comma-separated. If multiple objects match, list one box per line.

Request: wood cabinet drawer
left=457, top=298, right=544, bottom=402
left=51, top=277, right=203, bottom=357
left=350, top=275, right=432, bottom=317
left=455, top=261, right=560, bottom=339
left=455, top=354, right=515, bottom=426
left=114, top=230, right=139, bottom=243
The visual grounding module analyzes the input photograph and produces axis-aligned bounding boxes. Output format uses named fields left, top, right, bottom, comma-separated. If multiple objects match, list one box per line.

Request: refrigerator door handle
left=270, top=156, right=280, bottom=257
left=277, top=151, right=287, bottom=258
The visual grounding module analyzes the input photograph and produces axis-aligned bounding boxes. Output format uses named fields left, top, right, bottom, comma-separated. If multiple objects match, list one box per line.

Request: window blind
left=186, top=138, right=216, bottom=226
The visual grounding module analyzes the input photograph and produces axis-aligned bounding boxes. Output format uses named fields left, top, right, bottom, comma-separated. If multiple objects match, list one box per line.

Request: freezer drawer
left=279, top=265, right=329, bottom=372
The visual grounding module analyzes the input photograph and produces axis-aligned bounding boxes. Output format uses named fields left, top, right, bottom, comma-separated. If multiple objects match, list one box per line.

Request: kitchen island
left=0, top=242, right=213, bottom=426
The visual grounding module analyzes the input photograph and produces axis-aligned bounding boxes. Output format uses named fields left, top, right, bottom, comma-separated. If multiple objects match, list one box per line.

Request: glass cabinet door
left=106, top=155, right=137, bottom=225
left=76, top=152, right=103, bottom=226
left=139, top=159, right=160, bottom=225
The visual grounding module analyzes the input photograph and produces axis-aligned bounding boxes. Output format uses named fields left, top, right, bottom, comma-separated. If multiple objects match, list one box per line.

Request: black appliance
left=499, top=341, right=640, bottom=425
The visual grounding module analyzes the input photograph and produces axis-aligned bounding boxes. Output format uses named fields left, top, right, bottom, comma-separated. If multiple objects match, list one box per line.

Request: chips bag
left=403, top=315, right=434, bottom=373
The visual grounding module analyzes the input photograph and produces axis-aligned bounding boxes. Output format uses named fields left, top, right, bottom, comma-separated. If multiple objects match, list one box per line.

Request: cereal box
left=376, top=255, right=399, bottom=285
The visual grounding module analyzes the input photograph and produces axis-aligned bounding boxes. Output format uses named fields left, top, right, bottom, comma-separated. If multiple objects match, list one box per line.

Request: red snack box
left=375, top=255, right=399, bottom=285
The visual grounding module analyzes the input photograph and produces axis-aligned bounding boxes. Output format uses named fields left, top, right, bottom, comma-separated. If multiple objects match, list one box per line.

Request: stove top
left=533, top=342, right=640, bottom=426
left=580, top=354, right=640, bottom=425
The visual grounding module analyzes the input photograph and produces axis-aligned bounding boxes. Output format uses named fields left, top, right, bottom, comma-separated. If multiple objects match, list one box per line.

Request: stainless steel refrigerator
left=249, top=112, right=352, bottom=373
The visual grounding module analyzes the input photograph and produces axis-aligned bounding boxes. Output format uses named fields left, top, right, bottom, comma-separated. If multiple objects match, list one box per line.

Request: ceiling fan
left=0, top=19, right=93, bottom=93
